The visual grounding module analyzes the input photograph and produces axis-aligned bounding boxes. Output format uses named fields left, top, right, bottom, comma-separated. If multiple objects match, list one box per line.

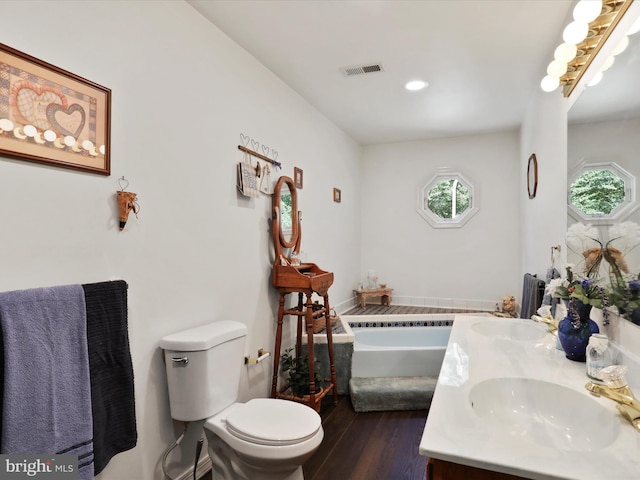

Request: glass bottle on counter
left=586, top=334, right=612, bottom=381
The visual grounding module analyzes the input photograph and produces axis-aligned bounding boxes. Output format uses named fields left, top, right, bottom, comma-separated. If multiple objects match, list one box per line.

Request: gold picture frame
left=333, top=187, right=341, bottom=203
left=0, top=43, right=111, bottom=175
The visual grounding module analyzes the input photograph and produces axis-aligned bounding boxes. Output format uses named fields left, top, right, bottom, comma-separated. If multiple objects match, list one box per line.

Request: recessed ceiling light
left=405, top=80, right=427, bottom=91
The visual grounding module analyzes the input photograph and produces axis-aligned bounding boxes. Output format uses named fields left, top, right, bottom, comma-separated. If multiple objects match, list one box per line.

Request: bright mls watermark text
left=0, top=455, right=77, bottom=479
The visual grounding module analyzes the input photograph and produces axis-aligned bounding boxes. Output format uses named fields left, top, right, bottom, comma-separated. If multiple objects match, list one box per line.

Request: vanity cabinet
left=426, top=458, right=527, bottom=480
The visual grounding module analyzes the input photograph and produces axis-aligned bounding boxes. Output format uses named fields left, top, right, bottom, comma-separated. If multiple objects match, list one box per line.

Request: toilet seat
left=225, top=398, right=321, bottom=446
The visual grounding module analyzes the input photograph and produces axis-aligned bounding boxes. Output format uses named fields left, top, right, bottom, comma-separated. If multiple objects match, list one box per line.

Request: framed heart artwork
left=0, top=43, right=111, bottom=175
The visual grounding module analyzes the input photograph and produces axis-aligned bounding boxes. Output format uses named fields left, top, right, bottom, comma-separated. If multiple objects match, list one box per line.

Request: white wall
left=360, top=131, right=521, bottom=306
left=520, top=90, right=568, bottom=279
left=1, top=1, right=361, bottom=479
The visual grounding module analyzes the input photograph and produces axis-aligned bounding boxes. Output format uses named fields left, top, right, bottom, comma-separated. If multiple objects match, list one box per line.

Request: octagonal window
left=568, top=162, right=636, bottom=222
left=417, top=172, right=479, bottom=228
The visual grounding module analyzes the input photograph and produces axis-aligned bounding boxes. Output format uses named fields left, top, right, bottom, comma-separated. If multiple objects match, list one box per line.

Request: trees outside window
left=426, top=178, right=470, bottom=219
left=568, top=162, right=636, bottom=222
left=417, top=172, right=478, bottom=228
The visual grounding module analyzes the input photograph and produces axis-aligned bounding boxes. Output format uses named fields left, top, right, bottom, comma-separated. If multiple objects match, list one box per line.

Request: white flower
left=566, top=222, right=600, bottom=253
left=545, top=277, right=567, bottom=298
left=608, top=221, right=640, bottom=252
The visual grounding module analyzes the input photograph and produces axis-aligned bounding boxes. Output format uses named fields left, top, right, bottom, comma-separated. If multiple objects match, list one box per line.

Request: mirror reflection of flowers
left=608, top=275, right=640, bottom=325
left=566, top=222, right=640, bottom=325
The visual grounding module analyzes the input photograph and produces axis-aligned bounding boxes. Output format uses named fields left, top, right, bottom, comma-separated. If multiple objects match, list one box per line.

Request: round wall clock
left=527, top=153, right=538, bottom=199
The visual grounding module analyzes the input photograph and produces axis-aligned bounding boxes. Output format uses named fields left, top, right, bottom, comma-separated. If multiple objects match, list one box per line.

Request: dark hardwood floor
left=201, top=396, right=428, bottom=480
left=305, top=396, right=428, bottom=480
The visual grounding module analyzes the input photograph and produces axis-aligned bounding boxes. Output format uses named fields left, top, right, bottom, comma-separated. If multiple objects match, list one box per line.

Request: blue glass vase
left=557, top=300, right=599, bottom=362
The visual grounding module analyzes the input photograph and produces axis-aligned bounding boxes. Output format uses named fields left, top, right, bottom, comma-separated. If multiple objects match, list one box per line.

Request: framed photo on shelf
left=294, top=166, right=303, bottom=189
left=333, top=187, right=341, bottom=203
left=0, top=43, right=111, bottom=175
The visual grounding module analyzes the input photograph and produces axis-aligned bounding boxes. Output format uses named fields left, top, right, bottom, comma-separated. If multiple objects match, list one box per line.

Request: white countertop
left=419, top=315, right=640, bottom=480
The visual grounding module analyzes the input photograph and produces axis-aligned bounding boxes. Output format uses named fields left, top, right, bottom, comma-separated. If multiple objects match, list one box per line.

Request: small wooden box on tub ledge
left=353, top=284, right=393, bottom=309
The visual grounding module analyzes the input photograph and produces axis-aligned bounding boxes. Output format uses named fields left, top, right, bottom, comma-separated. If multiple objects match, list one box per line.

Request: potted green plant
left=280, top=347, right=322, bottom=398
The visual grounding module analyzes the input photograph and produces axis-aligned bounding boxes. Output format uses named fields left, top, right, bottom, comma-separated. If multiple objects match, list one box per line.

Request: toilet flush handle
left=171, top=356, right=189, bottom=366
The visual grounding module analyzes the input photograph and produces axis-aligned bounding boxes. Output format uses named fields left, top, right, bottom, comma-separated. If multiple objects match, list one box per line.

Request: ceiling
left=187, top=0, right=579, bottom=145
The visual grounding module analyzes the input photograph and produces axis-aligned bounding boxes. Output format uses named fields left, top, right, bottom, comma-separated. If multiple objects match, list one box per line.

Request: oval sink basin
left=469, top=378, right=619, bottom=451
left=471, top=320, right=547, bottom=341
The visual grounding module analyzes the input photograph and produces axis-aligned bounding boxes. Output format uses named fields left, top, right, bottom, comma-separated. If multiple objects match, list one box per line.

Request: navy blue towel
left=83, top=280, right=137, bottom=475
left=520, top=273, right=546, bottom=319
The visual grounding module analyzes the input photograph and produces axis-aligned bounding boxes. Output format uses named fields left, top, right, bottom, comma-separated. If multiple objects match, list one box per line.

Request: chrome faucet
left=585, top=365, right=640, bottom=432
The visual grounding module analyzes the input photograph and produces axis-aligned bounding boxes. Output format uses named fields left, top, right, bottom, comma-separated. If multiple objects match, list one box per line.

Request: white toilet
left=160, top=321, right=323, bottom=480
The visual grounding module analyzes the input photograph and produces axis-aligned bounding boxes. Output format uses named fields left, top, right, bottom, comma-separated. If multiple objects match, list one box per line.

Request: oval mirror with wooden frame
left=527, top=153, right=538, bottom=199
left=272, top=176, right=300, bottom=260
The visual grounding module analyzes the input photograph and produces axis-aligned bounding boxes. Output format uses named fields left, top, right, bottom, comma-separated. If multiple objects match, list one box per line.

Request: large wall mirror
left=568, top=9, right=640, bottom=223
left=567, top=6, right=640, bottom=268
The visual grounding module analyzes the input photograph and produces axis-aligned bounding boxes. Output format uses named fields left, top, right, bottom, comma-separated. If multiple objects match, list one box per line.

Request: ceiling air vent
left=341, top=63, right=384, bottom=77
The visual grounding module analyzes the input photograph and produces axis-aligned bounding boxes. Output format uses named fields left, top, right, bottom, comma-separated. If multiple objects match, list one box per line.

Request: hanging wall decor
left=116, top=177, right=139, bottom=231
left=294, top=167, right=303, bottom=189
left=527, top=153, right=538, bottom=199
left=259, top=163, right=274, bottom=195
left=0, top=43, right=111, bottom=175
left=237, top=133, right=281, bottom=169
left=333, top=188, right=341, bottom=203
left=237, top=133, right=281, bottom=197
left=237, top=152, right=260, bottom=198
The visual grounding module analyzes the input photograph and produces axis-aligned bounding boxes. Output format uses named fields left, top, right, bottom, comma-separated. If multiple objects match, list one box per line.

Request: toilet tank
left=160, top=320, right=247, bottom=421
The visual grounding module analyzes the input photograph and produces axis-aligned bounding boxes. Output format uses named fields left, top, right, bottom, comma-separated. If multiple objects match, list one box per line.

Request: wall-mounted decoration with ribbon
left=116, top=176, right=139, bottom=231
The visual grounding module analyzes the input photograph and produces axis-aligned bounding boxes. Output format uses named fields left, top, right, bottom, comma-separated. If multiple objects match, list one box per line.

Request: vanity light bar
left=562, top=0, right=633, bottom=96
left=541, top=0, right=633, bottom=96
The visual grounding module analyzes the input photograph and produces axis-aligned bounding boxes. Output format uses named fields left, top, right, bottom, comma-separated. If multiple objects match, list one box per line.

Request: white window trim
left=568, top=161, right=638, bottom=223
left=416, top=171, right=479, bottom=229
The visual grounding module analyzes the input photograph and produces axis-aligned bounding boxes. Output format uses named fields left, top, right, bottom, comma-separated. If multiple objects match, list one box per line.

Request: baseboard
left=176, top=456, right=212, bottom=480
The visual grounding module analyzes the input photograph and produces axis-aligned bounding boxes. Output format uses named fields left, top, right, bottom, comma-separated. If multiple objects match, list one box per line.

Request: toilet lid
left=225, top=398, right=321, bottom=446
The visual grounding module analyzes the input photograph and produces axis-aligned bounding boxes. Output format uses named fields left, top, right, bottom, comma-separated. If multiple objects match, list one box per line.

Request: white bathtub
left=351, top=325, right=451, bottom=378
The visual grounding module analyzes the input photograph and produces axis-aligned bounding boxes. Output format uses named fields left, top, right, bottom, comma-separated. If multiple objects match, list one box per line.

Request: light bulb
left=547, top=60, right=568, bottom=77
left=573, top=0, right=602, bottom=24
left=554, top=43, right=578, bottom=63
left=588, top=71, right=603, bottom=86
left=600, top=56, right=615, bottom=71
left=612, top=36, right=629, bottom=55
left=541, top=75, right=560, bottom=92
left=563, top=21, right=589, bottom=44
